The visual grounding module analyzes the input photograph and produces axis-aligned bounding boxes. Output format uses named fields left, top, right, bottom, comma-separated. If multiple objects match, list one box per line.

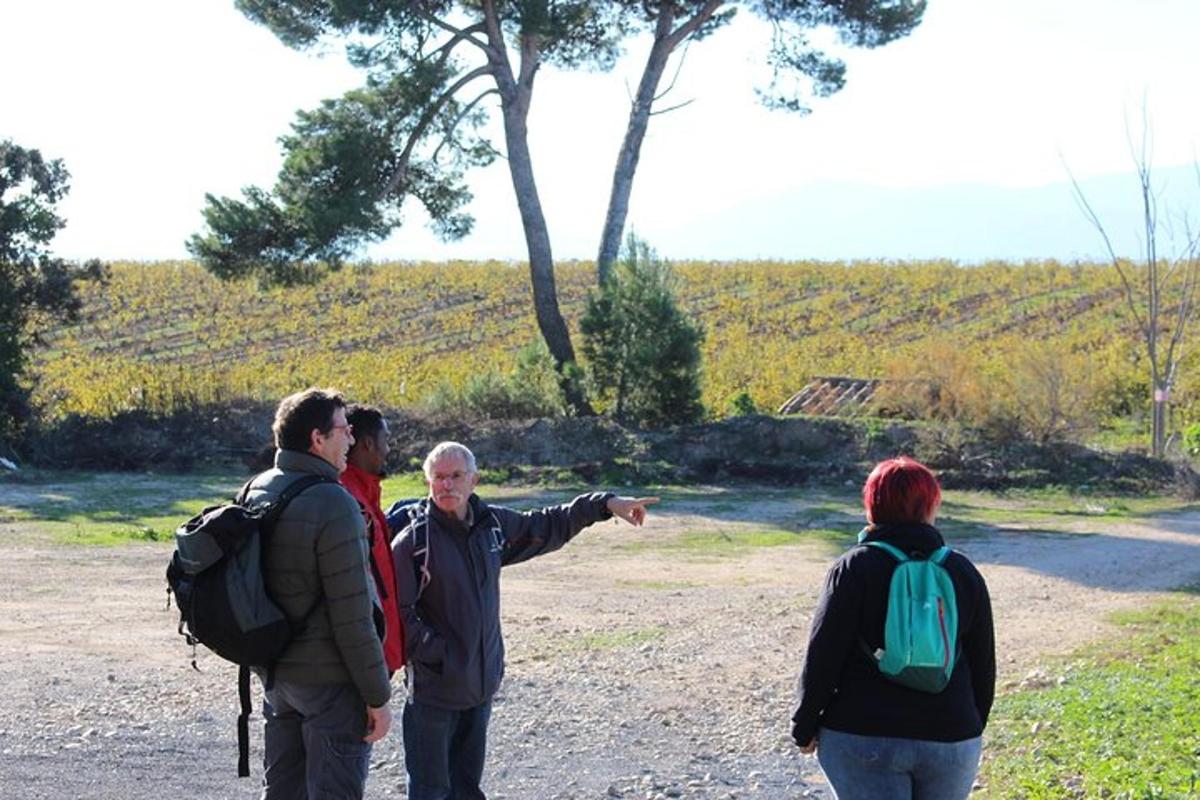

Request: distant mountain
left=651, top=164, right=1199, bottom=263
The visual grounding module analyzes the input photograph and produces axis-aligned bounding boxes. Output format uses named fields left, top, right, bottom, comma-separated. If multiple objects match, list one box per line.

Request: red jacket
left=341, top=463, right=405, bottom=672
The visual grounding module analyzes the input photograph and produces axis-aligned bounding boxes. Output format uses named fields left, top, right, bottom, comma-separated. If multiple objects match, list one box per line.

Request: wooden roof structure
left=777, top=375, right=884, bottom=417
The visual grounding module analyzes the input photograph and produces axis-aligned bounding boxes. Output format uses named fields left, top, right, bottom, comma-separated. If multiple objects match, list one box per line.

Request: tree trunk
left=596, top=37, right=674, bottom=284
left=492, top=51, right=593, bottom=414
left=1152, top=385, right=1167, bottom=458
left=595, top=2, right=723, bottom=285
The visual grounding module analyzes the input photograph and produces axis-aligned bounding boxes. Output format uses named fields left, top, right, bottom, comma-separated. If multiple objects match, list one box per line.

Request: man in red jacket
left=341, top=404, right=405, bottom=674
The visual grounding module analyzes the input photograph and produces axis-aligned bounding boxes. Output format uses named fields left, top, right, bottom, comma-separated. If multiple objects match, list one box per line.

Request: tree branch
left=653, top=39, right=693, bottom=104
left=481, top=0, right=507, bottom=66
left=432, top=20, right=492, bottom=61
left=517, top=31, right=542, bottom=93
left=477, top=0, right=519, bottom=102
left=1064, top=160, right=1151, bottom=337
left=1126, top=101, right=1161, bottom=361
left=381, top=65, right=494, bottom=198
left=410, top=4, right=497, bottom=60
left=431, top=88, right=501, bottom=163
left=649, top=98, right=696, bottom=116
left=1163, top=231, right=1200, bottom=388
left=665, top=0, right=724, bottom=51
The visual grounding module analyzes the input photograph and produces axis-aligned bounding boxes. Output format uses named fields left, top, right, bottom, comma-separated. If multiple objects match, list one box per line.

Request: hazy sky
left=3, top=0, right=1198, bottom=262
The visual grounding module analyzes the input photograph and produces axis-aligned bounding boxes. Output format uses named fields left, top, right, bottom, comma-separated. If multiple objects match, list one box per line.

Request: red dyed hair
left=863, top=457, right=942, bottom=525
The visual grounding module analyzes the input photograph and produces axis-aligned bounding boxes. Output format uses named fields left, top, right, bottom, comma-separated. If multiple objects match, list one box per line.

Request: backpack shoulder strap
left=862, top=540, right=909, bottom=562
left=234, top=471, right=331, bottom=512
left=264, top=474, right=334, bottom=523
left=236, top=665, right=252, bottom=777
left=930, top=545, right=952, bottom=565
left=411, top=502, right=432, bottom=600
left=233, top=475, right=259, bottom=505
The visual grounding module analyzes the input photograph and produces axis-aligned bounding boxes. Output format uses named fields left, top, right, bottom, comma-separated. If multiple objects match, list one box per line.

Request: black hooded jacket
left=791, top=522, right=995, bottom=745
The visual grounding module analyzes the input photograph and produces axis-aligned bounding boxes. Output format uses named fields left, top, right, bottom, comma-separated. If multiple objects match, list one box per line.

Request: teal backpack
left=859, top=535, right=960, bottom=693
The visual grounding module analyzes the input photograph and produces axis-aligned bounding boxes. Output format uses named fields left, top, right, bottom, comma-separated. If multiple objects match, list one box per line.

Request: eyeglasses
left=431, top=470, right=471, bottom=483
left=326, top=423, right=354, bottom=435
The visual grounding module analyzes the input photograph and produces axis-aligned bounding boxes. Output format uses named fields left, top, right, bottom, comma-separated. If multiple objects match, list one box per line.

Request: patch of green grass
left=567, top=626, right=665, bottom=651
left=615, top=578, right=699, bottom=591
left=793, top=501, right=860, bottom=527
left=933, top=515, right=1013, bottom=542
left=672, top=528, right=802, bottom=552
left=380, top=471, right=429, bottom=498
left=626, top=526, right=846, bottom=558
left=627, top=484, right=801, bottom=504
left=0, top=470, right=242, bottom=546
left=1086, top=417, right=1150, bottom=452
left=979, top=595, right=1200, bottom=798
left=54, top=523, right=175, bottom=546
left=380, top=470, right=550, bottom=507
left=0, top=469, right=572, bottom=546
left=942, top=488, right=1192, bottom=525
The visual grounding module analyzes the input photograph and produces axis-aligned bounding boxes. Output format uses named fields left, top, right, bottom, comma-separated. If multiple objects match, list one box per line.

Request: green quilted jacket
left=246, top=449, right=390, bottom=708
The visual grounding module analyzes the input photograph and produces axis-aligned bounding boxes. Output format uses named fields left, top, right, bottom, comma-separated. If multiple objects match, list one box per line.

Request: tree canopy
left=0, top=140, right=104, bottom=441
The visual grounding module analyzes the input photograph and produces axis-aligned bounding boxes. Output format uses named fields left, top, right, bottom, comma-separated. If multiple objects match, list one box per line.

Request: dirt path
left=1, top=496, right=1198, bottom=799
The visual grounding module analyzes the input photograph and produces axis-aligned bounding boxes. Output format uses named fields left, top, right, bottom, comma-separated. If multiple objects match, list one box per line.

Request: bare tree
left=1068, top=110, right=1200, bottom=457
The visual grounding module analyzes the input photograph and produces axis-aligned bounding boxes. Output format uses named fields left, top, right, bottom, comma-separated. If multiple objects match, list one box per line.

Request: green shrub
left=580, top=234, right=704, bottom=427
left=726, top=391, right=758, bottom=417
left=1183, top=421, right=1200, bottom=456
left=423, top=340, right=567, bottom=420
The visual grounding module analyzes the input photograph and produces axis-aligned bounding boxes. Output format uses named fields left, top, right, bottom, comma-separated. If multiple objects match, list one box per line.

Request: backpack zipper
left=937, top=597, right=951, bottom=670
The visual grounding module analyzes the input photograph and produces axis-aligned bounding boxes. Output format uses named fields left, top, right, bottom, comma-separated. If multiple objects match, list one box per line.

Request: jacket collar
left=341, top=462, right=382, bottom=506
left=428, top=493, right=486, bottom=533
left=858, top=521, right=945, bottom=555
left=275, top=448, right=342, bottom=480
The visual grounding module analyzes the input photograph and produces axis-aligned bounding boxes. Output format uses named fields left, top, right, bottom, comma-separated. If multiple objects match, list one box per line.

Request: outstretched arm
left=498, top=493, right=662, bottom=566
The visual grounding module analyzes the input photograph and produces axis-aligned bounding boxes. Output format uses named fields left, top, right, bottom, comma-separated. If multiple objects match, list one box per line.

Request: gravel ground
left=2, top=492, right=1199, bottom=799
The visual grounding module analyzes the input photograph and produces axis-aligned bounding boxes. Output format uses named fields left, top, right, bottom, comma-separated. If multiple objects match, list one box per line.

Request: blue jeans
left=403, top=699, right=492, bottom=800
left=816, top=727, right=981, bottom=800
left=261, top=681, right=371, bottom=800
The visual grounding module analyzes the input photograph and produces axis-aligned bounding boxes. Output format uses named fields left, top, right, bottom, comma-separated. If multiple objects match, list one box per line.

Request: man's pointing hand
left=606, top=496, right=660, bottom=526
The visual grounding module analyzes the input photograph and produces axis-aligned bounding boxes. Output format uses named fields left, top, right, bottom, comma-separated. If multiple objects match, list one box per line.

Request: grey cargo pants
left=261, top=680, right=372, bottom=800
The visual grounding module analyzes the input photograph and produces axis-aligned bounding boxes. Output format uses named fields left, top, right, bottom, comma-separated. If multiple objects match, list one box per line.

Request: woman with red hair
left=790, top=457, right=995, bottom=799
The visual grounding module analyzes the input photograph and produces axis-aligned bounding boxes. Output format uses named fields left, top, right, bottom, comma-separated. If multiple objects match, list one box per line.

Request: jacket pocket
left=320, top=735, right=370, bottom=798
left=413, top=631, right=446, bottom=674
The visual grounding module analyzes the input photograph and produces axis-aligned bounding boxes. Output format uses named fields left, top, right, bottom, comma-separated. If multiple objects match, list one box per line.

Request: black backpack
left=166, top=473, right=333, bottom=777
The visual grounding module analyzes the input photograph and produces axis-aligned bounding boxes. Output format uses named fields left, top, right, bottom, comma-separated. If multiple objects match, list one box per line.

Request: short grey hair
left=423, top=441, right=477, bottom=477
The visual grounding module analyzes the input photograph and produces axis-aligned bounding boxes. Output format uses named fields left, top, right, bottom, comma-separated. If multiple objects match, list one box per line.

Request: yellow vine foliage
left=29, top=259, right=1190, bottom=424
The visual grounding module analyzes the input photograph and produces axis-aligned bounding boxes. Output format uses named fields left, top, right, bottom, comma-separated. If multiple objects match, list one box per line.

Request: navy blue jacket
left=389, top=492, right=614, bottom=710
left=791, top=522, right=995, bottom=745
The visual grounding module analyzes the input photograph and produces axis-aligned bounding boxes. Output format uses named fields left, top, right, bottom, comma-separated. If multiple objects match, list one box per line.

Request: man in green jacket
left=245, top=387, right=392, bottom=799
